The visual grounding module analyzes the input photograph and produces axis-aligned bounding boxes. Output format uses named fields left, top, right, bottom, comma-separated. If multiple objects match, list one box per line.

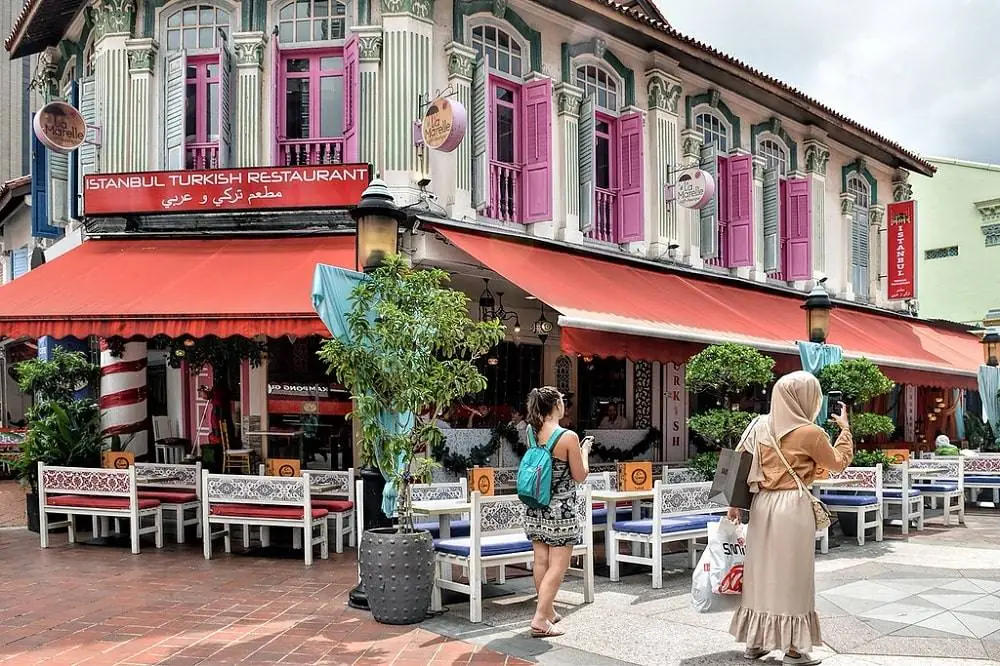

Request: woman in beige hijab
left=729, top=371, right=853, bottom=666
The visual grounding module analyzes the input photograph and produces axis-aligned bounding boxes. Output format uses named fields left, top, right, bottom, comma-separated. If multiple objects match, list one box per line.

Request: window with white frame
left=83, top=39, right=95, bottom=76
left=575, top=64, right=618, bottom=113
left=758, top=138, right=788, bottom=176
left=696, top=111, right=728, bottom=152
left=847, top=172, right=871, bottom=302
left=847, top=173, right=871, bottom=208
left=278, top=0, right=347, bottom=43
left=165, top=5, right=230, bottom=51
left=471, top=24, right=523, bottom=77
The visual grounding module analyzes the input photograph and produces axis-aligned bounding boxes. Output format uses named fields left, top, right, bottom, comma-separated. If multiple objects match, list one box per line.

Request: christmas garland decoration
left=430, top=422, right=519, bottom=475
left=587, top=427, right=662, bottom=462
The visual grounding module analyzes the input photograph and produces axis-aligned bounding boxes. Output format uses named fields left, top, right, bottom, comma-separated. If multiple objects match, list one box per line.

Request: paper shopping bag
left=710, top=448, right=753, bottom=510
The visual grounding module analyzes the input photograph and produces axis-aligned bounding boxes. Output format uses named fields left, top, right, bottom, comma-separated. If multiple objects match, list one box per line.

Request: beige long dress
left=729, top=422, right=853, bottom=652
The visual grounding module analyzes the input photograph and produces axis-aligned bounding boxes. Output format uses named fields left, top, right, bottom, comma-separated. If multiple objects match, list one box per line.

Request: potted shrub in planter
left=318, top=255, right=503, bottom=625
left=10, top=348, right=101, bottom=532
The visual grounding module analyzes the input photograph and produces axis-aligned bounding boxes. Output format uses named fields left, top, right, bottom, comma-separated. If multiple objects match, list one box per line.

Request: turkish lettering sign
left=665, top=362, right=688, bottom=463
left=33, top=101, right=87, bottom=153
left=886, top=200, right=916, bottom=300
left=83, top=164, right=371, bottom=216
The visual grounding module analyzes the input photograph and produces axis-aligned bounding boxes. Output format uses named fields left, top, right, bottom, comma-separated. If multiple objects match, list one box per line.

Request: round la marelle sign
left=421, top=96, right=467, bottom=153
left=676, top=169, right=716, bottom=210
left=33, top=101, right=87, bottom=153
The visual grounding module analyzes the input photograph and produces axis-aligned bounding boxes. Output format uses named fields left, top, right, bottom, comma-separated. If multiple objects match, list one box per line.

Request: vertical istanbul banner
left=887, top=200, right=916, bottom=300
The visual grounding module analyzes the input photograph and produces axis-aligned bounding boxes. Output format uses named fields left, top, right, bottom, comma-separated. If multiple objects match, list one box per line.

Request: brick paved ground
left=0, top=528, right=529, bottom=666
left=0, top=480, right=27, bottom=528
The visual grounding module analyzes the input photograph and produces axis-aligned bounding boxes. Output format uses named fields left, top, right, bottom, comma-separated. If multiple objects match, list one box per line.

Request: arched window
left=847, top=173, right=871, bottom=209
left=471, top=25, right=523, bottom=77
left=758, top=138, right=788, bottom=176
left=696, top=111, right=728, bottom=152
left=165, top=5, right=230, bottom=51
left=278, top=0, right=347, bottom=43
left=575, top=64, right=619, bottom=113
left=83, top=39, right=95, bottom=76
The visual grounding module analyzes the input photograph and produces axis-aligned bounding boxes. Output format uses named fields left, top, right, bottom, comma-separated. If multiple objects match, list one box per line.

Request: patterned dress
left=524, top=457, right=582, bottom=547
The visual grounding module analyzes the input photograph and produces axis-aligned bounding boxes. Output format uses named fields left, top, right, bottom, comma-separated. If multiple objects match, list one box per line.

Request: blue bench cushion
left=613, top=513, right=722, bottom=535
left=415, top=519, right=470, bottom=539
left=965, top=476, right=1000, bottom=485
left=592, top=507, right=637, bottom=525
left=883, top=489, right=922, bottom=499
left=820, top=493, right=879, bottom=507
left=913, top=483, right=959, bottom=493
left=433, top=533, right=532, bottom=557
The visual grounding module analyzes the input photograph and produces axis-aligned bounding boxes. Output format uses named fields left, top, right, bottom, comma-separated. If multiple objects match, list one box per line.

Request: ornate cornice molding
left=444, top=41, right=475, bottom=80
left=554, top=82, right=583, bottom=117
left=93, top=0, right=136, bottom=41
left=646, top=72, right=681, bottom=114
left=803, top=139, right=830, bottom=177
left=892, top=168, right=913, bottom=202
left=125, top=38, right=157, bottom=73
left=232, top=32, right=266, bottom=69
left=380, top=0, right=434, bottom=20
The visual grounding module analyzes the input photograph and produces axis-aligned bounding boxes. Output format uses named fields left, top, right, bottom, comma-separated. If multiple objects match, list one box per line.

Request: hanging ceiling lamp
left=533, top=305, right=553, bottom=344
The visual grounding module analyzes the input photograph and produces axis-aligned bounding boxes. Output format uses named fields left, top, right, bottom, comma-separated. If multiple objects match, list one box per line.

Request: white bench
left=201, top=470, right=329, bottom=566
left=608, top=480, right=726, bottom=589
left=430, top=489, right=595, bottom=623
left=304, top=469, right=356, bottom=553
left=819, top=464, right=884, bottom=546
left=135, top=461, right=202, bottom=543
left=955, top=455, right=1000, bottom=506
left=910, top=458, right=965, bottom=526
left=38, top=463, right=163, bottom=554
left=882, top=461, right=924, bottom=535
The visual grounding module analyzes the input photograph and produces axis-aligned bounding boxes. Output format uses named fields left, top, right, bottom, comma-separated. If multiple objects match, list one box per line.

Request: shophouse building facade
left=1, top=0, right=983, bottom=464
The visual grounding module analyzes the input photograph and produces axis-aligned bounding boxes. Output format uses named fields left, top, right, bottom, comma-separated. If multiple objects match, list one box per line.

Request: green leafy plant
left=816, top=358, right=894, bottom=407
left=850, top=449, right=897, bottom=468
left=688, top=451, right=720, bottom=482
left=317, top=255, right=504, bottom=532
left=849, top=412, right=896, bottom=441
left=688, top=409, right=757, bottom=449
left=11, top=350, right=103, bottom=494
left=965, top=412, right=998, bottom=451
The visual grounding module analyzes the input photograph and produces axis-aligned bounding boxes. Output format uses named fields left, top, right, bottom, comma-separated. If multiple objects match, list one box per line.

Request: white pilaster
left=232, top=32, right=266, bottom=167
left=126, top=38, right=156, bottom=172
left=803, top=138, right=830, bottom=280
left=680, top=128, right=705, bottom=268
left=554, top=82, right=583, bottom=243
left=92, top=0, right=136, bottom=173
left=355, top=26, right=383, bottom=172
left=444, top=41, right=476, bottom=220
left=750, top=154, right=768, bottom=283
left=870, top=204, right=886, bottom=305
left=840, top=192, right=855, bottom=300
left=645, top=68, right=682, bottom=260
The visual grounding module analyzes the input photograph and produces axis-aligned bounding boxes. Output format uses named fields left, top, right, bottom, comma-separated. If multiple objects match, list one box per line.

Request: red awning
left=436, top=227, right=981, bottom=390
left=0, top=236, right=355, bottom=339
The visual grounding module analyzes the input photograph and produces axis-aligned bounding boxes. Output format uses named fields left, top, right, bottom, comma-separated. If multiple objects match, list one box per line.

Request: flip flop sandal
left=551, top=612, right=563, bottom=624
left=530, top=621, right=565, bottom=639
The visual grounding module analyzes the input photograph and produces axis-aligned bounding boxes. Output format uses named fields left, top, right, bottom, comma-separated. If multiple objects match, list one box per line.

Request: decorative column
left=31, top=48, right=60, bottom=102
left=893, top=168, right=913, bottom=203
left=645, top=68, right=682, bottom=258
left=869, top=204, right=885, bottom=305
left=380, top=0, right=433, bottom=191
left=680, top=128, right=704, bottom=267
left=92, top=0, right=136, bottom=173
left=356, top=27, right=384, bottom=172
left=444, top=41, right=475, bottom=220
left=554, top=81, right=583, bottom=243
left=750, top=154, right=768, bottom=282
left=803, top=139, right=830, bottom=277
left=840, top=192, right=855, bottom=299
left=100, top=339, right=149, bottom=457
left=232, top=32, right=266, bottom=167
left=125, top=38, right=156, bottom=172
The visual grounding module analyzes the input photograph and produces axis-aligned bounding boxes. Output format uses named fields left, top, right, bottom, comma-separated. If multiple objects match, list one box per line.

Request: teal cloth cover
left=954, top=389, right=966, bottom=441
left=978, top=365, right=1000, bottom=439
left=312, top=263, right=412, bottom=518
left=798, top=341, right=844, bottom=424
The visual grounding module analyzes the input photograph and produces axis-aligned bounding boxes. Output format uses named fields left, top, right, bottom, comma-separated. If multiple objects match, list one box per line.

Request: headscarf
left=737, top=371, right=823, bottom=493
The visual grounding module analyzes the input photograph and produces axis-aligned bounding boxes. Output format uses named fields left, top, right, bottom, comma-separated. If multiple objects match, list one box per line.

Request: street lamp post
left=982, top=328, right=1000, bottom=367
left=348, top=178, right=408, bottom=611
left=802, top=278, right=834, bottom=344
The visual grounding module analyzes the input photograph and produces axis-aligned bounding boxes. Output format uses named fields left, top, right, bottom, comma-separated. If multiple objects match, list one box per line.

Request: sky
left=657, top=0, right=1000, bottom=164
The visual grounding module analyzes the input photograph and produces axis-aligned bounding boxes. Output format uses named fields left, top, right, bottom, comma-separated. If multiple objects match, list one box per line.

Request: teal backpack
left=517, top=426, right=566, bottom=509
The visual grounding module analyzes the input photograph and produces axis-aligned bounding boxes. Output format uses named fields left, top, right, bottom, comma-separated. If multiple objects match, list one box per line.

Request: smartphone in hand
left=827, top=391, right=843, bottom=420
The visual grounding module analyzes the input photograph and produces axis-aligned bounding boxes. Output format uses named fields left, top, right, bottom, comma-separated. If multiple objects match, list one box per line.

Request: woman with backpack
left=520, top=386, right=593, bottom=638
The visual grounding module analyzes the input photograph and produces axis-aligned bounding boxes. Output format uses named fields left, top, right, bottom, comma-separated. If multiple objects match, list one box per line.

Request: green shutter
left=163, top=50, right=187, bottom=169
left=699, top=143, right=718, bottom=259
left=78, top=77, right=98, bottom=213
left=470, top=57, right=489, bottom=211
left=218, top=44, right=233, bottom=167
left=578, top=95, right=596, bottom=234
left=762, top=167, right=780, bottom=273
left=852, top=205, right=870, bottom=302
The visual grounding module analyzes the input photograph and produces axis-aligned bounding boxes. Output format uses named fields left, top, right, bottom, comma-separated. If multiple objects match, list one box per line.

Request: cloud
left=657, top=0, right=1000, bottom=163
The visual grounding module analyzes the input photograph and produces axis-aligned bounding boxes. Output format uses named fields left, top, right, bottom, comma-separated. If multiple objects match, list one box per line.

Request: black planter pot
left=358, top=527, right=434, bottom=625
left=349, top=467, right=394, bottom=611
left=837, top=512, right=859, bottom=537
left=25, top=493, right=39, bottom=533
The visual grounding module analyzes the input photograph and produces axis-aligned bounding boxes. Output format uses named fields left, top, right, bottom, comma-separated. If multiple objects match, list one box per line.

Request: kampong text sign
left=83, top=164, right=371, bottom=216
left=886, top=200, right=916, bottom=300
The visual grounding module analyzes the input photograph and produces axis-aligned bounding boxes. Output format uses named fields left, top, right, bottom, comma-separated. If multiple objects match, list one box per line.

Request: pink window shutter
left=616, top=111, right=645, bottom=242
left=520, top=78, right=552, bottom=223
left=784, top=177, right=812, bottom=280
left=271, top=32, right=282, bottom=166
left=343, top=35, right=360, bottom=163
left=725, top=153, right=753, bottom=267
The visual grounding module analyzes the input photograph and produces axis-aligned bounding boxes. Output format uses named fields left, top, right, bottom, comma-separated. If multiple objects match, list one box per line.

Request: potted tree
left=10, top=348, right=102, bottom=532
left=687, top=343, right=776, bottom=471
left=318, top=255, right=503, bottom=625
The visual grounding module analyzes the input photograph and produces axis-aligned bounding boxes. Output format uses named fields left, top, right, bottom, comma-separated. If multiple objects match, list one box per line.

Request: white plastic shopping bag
left=691, top=519, right=746, bottom=612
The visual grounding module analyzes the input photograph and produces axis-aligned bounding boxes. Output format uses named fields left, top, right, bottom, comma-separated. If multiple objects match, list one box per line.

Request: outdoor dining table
left=412, top=499, right=472, bottom=583
left=591, top=488, right=654, bottom=558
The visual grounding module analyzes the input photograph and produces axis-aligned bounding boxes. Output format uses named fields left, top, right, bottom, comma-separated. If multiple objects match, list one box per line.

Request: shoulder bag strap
left=764, top=421, right=809, bottom=496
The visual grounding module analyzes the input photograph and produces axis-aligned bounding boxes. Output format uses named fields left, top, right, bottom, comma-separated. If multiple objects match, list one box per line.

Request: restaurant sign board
left=675, top=169, right=715, bottom=210
left=83, top=164, right=372, bottom=216
left=421, top=96, right=467, bottom=152
left=886, top=200, right=916, bottom=300
left=33, top=101, right=87, bottom=153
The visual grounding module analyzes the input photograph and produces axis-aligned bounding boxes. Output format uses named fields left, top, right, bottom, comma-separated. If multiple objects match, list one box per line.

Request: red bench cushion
left=138, top=490, right=198, bottom=503
left=210, top=503, right=328, bottom=520
left=47, top=495, right=160, bottom=510
left=313, top=499, right=354, bottom=513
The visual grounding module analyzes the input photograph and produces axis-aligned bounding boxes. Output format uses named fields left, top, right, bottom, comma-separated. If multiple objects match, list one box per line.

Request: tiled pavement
left=0, top=527, right=529, bottom=665
left=0, top=480, right=27, bottom=528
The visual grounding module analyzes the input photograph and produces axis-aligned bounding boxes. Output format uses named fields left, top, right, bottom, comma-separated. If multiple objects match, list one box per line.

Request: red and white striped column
left=100, top=339, right=149, bottom=456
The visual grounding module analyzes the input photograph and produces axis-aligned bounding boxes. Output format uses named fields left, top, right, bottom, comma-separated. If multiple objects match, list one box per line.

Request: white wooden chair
left=135, top=461, right=202, bottom=543
left=152, top=416, right=186, bottom=464
left=910, top=457, right=965, bottom=526
left=882, top=461, right=924, bottom=535
left=954, top=455, right=1000, bottom=507
left=819, top=464, right=884, bottom=546
left=307, top=468, right=356, bottom=553
left=608, top=481, right=726, bottom=589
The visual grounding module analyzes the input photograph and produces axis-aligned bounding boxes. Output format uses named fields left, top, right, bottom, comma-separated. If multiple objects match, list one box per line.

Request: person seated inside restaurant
left=510, top=405, right=528, bottom=441
left=598, top=402, right=631, bottom=429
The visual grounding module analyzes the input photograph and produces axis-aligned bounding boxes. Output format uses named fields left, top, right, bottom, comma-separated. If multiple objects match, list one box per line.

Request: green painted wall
left=912, top=158, right=1000, bottom=326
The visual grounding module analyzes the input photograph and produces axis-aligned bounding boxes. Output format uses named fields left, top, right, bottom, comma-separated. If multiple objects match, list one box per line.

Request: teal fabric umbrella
left=954, top=389, right=966, bottom=441
left=798, top=340, right=844, bottom=424
left=978, top=365, right=1000, bottom=438
left=311, top=263, right=412, bottom=518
